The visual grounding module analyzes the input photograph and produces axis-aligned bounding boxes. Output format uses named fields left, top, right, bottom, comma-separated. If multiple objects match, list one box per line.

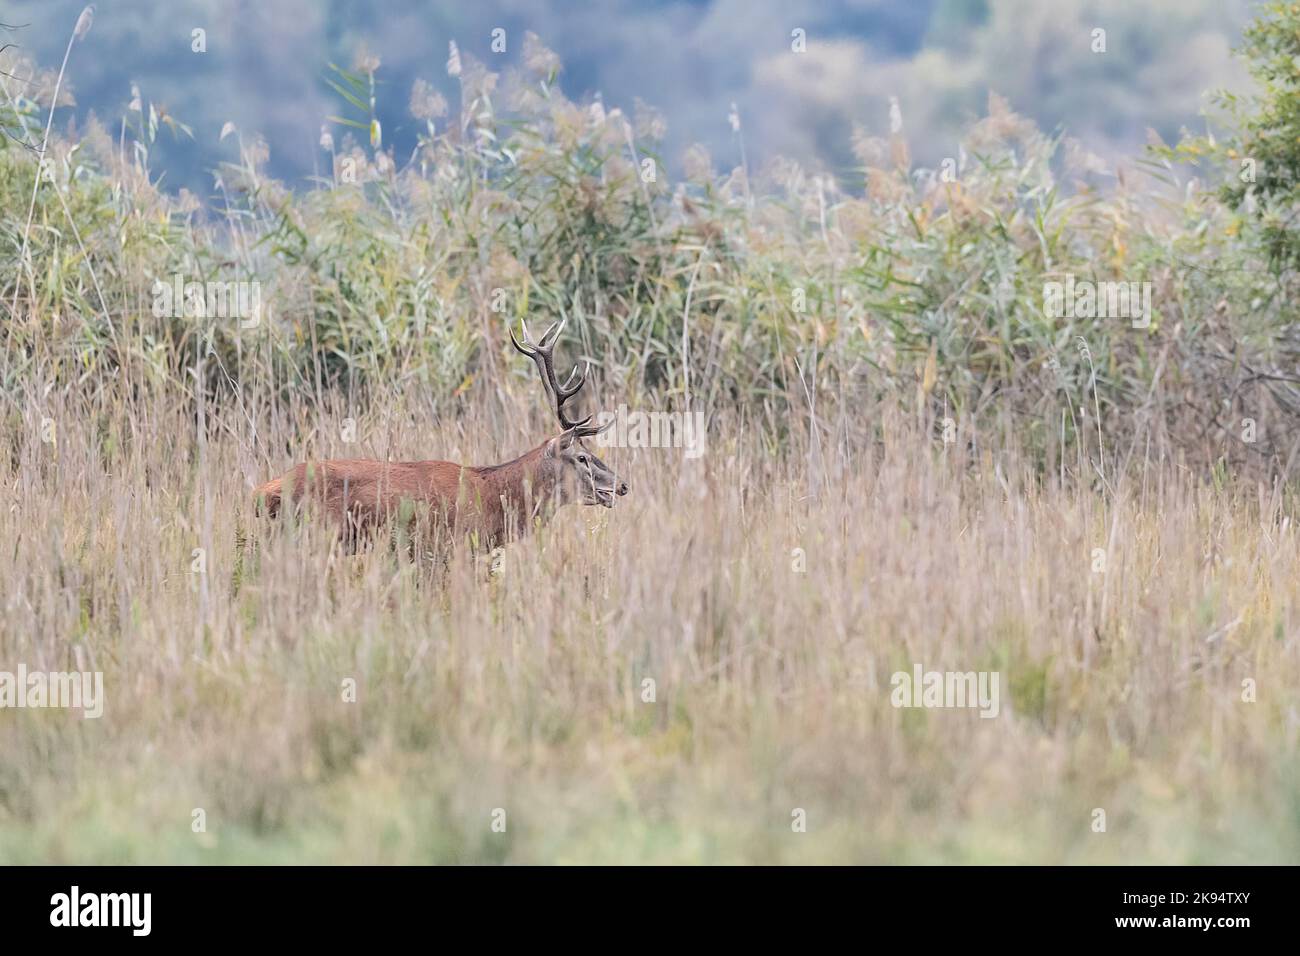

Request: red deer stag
left=252, top=319, right=628, bottom=550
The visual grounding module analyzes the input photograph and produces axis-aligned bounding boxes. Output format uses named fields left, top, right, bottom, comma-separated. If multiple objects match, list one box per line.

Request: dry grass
left=2, top=384, right=1297, bottom=864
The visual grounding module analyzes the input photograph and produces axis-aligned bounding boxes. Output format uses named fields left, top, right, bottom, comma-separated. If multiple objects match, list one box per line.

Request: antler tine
left=532, top=319, right=584, bottom=398
left=512, top=316, right=592, bottom=431
left=571, top=414, right=614, bottom=439
left=509, top=323, right=532, bottom=357
left=560, top=361, right=585, bottom=391
left=554, top=359, right=589, bottom=400
left=538, top=316, right=566, bottom=348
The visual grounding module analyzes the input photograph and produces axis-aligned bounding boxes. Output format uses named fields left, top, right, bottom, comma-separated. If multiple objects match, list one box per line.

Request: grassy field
left=1, top=389, right=1297, bottom=864
left=3, top=18, right=1300, bottom=865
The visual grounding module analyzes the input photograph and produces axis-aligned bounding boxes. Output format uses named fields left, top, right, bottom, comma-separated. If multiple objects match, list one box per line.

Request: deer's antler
left=511, top=316, right=605, bottom=436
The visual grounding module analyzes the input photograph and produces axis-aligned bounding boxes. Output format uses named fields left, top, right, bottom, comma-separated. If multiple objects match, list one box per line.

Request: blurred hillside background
left=1, top=0, right=1255, bottom=196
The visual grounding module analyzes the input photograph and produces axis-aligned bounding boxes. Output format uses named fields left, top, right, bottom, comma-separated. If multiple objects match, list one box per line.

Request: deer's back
left=253, top=458, right=472, bottom=530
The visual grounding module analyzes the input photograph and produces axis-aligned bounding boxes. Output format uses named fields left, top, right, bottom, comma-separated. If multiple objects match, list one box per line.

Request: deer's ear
left=543, top=435, right=569, bottom=459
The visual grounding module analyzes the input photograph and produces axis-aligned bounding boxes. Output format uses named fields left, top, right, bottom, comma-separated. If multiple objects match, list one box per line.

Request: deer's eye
left=577, top=455, right=588, bottom=464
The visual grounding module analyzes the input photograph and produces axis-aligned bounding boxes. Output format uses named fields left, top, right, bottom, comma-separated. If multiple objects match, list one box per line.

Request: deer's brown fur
left=252, top=318, right=628, bottom=550
left=253, top=444, right=561, bottom=548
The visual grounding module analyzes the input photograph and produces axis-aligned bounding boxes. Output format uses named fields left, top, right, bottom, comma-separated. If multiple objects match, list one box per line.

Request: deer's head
left=512, top=317, right=630, bottom=510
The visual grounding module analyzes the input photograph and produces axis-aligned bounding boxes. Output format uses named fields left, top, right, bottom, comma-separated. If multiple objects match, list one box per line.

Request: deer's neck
left=471, top=441, right=560, bottom=537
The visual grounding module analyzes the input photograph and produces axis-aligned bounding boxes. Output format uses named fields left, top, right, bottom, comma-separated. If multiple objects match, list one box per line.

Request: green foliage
left=1168, top=2, right=1300, bottom=272
left=1, top=33, right=1297, bottom=472
left=1221, top=2, right=1300, bottom=270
